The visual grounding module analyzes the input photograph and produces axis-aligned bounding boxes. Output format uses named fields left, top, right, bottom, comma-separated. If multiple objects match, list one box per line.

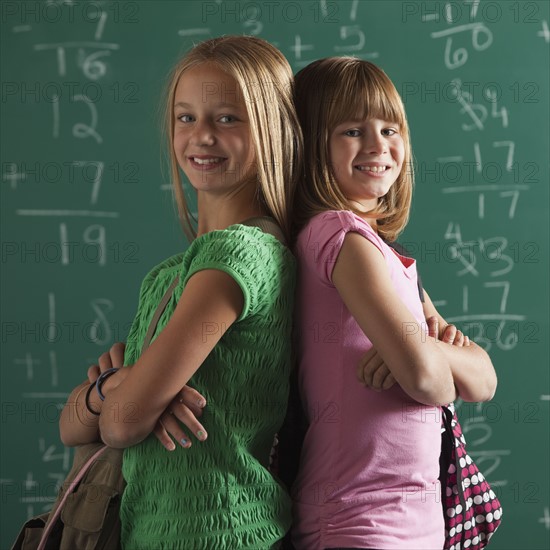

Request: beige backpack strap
left=241, top=216, right=286, bottom=245
left=140, top=217, right=284, bottom=355
left=141, top=275, right=180, bottom=354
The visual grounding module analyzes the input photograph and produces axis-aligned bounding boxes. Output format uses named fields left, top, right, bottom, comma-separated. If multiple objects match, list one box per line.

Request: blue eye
left=219, top=115, right=236, bottom=123
left=178, top=114, right=194, bottom=123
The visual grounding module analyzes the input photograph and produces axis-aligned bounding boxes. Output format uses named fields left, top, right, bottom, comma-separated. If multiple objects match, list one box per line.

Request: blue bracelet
left=95, top=368, right=119, bottom=401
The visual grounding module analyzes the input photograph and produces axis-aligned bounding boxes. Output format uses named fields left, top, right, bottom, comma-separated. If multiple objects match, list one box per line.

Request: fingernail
left=197, top=399, right=206, bottom=408
left=180, top=438, right=189, bottom=447
left=197, top=430, right=207, bottom=441
left=166, top=441, right=175, bottom=451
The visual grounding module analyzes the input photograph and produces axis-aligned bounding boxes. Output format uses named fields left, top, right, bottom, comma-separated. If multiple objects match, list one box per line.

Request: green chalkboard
left=1, top=1, right=548, bottom=548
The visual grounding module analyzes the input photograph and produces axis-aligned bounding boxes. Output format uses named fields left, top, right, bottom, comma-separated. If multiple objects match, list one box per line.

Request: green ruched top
left=120, top=224, right=296, bottom=549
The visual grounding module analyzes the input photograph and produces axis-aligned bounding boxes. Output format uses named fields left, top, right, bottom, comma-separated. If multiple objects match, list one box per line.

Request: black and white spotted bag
left=441, top=402, right=503, bottom=549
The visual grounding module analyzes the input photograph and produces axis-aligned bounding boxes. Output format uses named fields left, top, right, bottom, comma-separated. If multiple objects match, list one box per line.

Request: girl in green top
left=59, top=36, right=303, bottom=549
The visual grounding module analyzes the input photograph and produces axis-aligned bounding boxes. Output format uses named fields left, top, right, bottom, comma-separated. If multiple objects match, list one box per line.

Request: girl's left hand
left=154, top=386, right=208, bottom=451
left=357, top=347, right=396, bottom=391
left=426, top=316, right=470, bottom=347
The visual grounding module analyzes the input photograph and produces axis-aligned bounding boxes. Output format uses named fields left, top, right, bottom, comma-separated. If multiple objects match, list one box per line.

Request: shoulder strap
left=37, top=446, right=108, bottom=550
left=141, top=275, right=180, bottom=354
left=240, top=216, right=286, bottom=245
left=140, top=217, right=284, bottom=354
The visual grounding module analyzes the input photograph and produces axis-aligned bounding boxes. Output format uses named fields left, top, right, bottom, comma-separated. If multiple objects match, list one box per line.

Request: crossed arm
left=332, top=232, right=457, bottom=406
left=61, top=237, right=497, bottom=450
left=59, top=269, right=243, bottom=449
left=357, top=310, right=497, bottom=403
left=420, top=290, right=497, bottom=402
left=60, top=344, right=209, bottom=451
left=353, top=238, right=497, bottom=403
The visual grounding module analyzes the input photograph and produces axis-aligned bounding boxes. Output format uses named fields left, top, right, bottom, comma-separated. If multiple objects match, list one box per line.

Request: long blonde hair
left=164, top=35, right=303, bottom=242
left=292, top=57, right=413, bottom=242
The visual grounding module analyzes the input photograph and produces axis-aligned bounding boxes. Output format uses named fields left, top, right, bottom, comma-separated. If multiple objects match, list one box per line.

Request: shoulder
left=140, top=253, right=184, bottom=290
left=184, top=225, right=295, bottom=319
left=297, top=210, right=381, bottom=247
left=187, top=225, right=293, bottom=266
left=296, top=210, right=387, bottom=280
left=299, top=209, right=361, bottom=233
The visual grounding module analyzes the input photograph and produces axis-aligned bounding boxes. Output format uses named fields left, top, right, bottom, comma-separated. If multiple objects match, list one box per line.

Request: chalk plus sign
left=291, top=35, right=314, bottom=61
left=3, top=163, right=26, bottom=190
left=24, top=472, right=38, bottom=491
left=538, top=20, right=550, bottom=43
left=539, top=506, right=550, bottom=529
left=14, top=353, right=42, bottom=381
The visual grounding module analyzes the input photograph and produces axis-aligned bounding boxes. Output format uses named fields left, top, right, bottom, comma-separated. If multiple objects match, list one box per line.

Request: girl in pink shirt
left=290, top=57, right=497, bottom=549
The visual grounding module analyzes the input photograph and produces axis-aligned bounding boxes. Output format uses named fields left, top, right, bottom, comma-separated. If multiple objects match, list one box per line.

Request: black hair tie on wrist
left=85, top=382, right=101, bottom=416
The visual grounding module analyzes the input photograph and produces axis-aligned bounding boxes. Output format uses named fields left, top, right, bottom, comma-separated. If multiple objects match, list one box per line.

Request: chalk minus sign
left=436, top=156, right=463, bottom=163
left=178, top=29, right=211, bottom=37
left=442, top=185, right=529, bottom=194
left=34, top=41, right=120, bottom=50
left=22, top=393, right=69, bottom=398
left=21, top=497, right=56, bottom=503
left=17, top=209, right=120, bottom=218
left=446, top=314, right=526, bottom=322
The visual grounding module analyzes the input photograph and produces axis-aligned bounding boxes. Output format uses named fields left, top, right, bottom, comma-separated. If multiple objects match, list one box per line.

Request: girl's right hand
left=357, top=317, right=470, bottom=391
left=89, top=342, right=208, bottom=451
left=87, top=341, right=126, bottom=382
left=154, top=386, right=208, bottom=451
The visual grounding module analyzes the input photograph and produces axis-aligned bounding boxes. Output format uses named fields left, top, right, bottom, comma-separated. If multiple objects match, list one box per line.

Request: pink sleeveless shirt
left=292, top=211, right=444, bottom=549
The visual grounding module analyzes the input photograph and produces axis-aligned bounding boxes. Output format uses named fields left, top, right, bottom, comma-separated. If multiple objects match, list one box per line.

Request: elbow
left=459, top=349, right=499, bottom=402
left=462, top=372, right=498, bottom=403
left=59, top=422, right=99, bottom=448
left=99, top=413, right=144, bottom=449
left=478, top=372, right=498, bottom=402
left=59, top=410, right=85, bottom=448
left=470, top=345, right=498, bottom=402
left=99, top=427, right=134, bottom=449
left=59, top=418, right=72, bottom=447
left=408, top=358, right=456, bottom=406
left=485, top=369, right=498, bottom=401
left=99, top=431, right=128, bottom=449
left=59, top=427, right=78, bottom=448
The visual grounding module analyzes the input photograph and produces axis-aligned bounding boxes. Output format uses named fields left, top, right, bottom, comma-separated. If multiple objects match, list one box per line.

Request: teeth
left=357, top=165, right=388, bottom=173
left=193, top=157, right=223, bottom=165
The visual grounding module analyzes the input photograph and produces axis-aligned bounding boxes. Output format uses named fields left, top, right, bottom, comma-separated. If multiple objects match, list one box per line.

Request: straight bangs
left=327, top=63, right=406, bottom=132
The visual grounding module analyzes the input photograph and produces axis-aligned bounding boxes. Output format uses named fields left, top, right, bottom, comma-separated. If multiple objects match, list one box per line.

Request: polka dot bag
left=440, top=403, right=503, bottom=549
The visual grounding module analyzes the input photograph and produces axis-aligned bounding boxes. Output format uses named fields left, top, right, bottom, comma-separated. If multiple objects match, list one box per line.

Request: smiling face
left=329, top=117, right=405, bottom=212
left=172, top=63, right=256, bottom=194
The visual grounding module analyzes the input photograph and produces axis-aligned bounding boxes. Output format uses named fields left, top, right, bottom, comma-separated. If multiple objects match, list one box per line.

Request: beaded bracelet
left=85, top=383, right=101, bottom=416
left=95, top=367, right=119, bottom=401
